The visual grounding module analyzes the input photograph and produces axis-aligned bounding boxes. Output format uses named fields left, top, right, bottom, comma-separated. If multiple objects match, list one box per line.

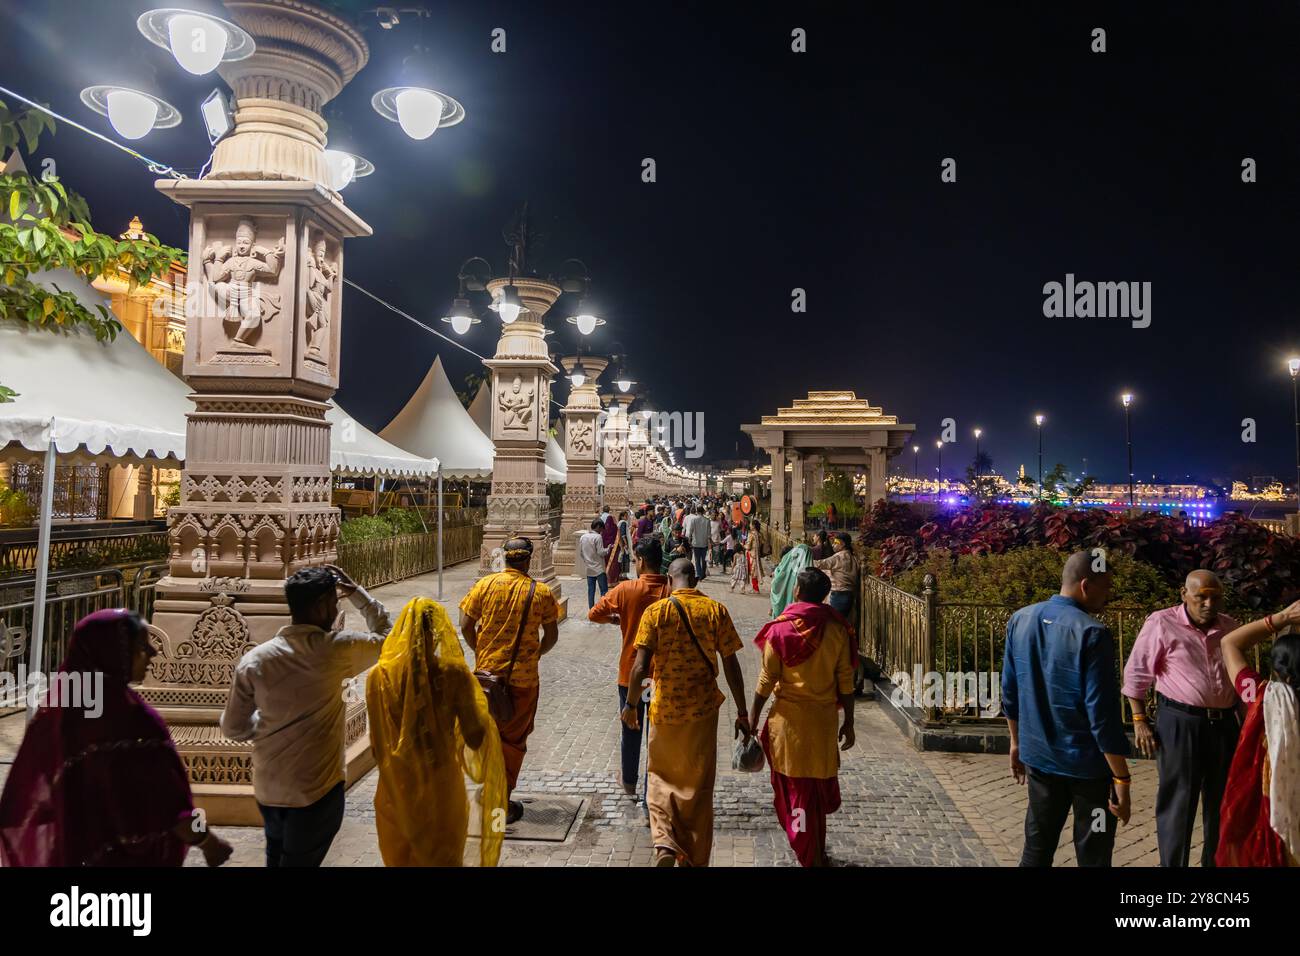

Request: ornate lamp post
left=935, top=439, right=942, bottom=501
left=551, top=353, right=608, bottom=576
left=145, top=0, right=375, bottom=825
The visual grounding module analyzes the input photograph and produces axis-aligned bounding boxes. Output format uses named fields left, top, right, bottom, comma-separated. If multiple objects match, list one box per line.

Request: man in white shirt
left=683, top=505, right=711, bottom=581
left=578, top=518, right=611, bottom=609
left=221, top=564, right=391, bottom=867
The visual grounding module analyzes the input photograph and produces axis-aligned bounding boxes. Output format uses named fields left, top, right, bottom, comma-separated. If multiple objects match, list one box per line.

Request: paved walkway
left=0, top=561, right=1188, bottom=867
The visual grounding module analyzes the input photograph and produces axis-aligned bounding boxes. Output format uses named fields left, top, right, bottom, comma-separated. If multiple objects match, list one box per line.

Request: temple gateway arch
left=742, top=390, right=914, bottom=537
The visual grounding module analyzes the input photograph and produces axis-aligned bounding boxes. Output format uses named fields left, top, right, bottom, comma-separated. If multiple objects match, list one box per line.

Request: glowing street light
left=79, top=86, right=181, bottom=140
left=322, top=149, right=374, bottom=192
left=137, top=8, right=255, bottom=77
left=490, top=283, right=525, bottom=324
left=372, top=86, right=465, bottom=141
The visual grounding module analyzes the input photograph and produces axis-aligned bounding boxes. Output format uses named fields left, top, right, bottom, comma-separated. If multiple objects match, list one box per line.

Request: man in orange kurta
left=589, top=537, right=672, bottom=794
left=623, top=557, right=752, bottom=867
left=460, top=537, right=560, bottom=824
left=749, top=568, right=857, bottom=866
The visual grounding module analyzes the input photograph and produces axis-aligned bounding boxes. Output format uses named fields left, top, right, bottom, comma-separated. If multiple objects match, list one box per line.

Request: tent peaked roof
left=327, top=401, right=437, bottom=479
left=0, top=269, right=189, bottom=464
left=468, top=380, right=491, bottom=436
left=380, top=354, right=494, bottom=478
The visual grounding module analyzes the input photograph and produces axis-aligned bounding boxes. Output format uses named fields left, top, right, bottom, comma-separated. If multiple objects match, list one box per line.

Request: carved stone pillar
left=789, top=450, right=805, bottom=538
left=769, top=447, right=787, bottom=532
left=867, top=447, right=888, bottom=506
left=627, top=419, right=649, bottom=504
left=600, top=393, right=631, bottom=511
left=553, top=357, right=607, bottom=576
left=133, top=463, right=156, bottom=520
left=479, top=278, right=565, bottom=612
left=144, top=0, right=371, bottom=825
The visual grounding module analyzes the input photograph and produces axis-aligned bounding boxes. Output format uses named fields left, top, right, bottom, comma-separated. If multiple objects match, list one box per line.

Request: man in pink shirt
left=1123, top=570, right=1241, bottom=867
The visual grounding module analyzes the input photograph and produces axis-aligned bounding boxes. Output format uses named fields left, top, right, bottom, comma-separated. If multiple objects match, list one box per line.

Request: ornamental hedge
left=859, top=501, right=1300, bottom=613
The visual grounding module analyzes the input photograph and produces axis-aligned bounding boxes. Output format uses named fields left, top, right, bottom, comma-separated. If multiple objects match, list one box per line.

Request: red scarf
left=754, top=601, right=860, bottom=668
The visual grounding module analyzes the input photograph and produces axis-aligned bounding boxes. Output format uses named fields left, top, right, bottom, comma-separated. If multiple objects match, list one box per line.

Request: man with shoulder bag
left=460, top=537, right=560, bottom=824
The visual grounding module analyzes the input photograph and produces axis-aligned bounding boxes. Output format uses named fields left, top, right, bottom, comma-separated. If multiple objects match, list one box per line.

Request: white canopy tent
left=381, top=356, right=495, bottom=478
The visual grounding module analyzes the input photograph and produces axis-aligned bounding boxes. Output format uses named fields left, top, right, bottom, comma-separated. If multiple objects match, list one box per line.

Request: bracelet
left=1266, top=614, right=1277, bottom=635
left=1112, top=775, right=1131, bottom=784
left=1131, top=713, right=1147, bottom=722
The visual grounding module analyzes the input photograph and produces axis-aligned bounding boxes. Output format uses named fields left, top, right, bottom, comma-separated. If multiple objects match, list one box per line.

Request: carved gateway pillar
left=145, top=1, right=371, bottom=825
left=479, top=278, right=565, bottom=611
left=552, top=357, right=607, bottom=576
left=627, top=417, right=649, bottom=504
left=600, top=395, right=631, bottom=509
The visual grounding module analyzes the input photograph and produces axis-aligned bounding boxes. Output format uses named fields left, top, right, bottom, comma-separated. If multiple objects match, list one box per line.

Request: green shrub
left=892, top=547, right=1179, bottom=610
left=379, top=507, right=426, bottom=535
left=339, top=515, right=396, bottom=544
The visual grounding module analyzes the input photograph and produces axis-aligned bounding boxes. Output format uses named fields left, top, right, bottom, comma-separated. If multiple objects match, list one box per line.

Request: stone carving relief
left=499, top=374, right=535, bottom=429
left=606, top=440, right=625, bottom=466
left=201, top=217, right=284, bottom=356
left=304, top=234, right=337, bottom=366
left=568, top=420, right=593, bottom=454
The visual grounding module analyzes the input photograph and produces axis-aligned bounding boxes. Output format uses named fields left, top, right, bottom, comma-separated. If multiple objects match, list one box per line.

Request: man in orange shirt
left=589, top=537, right=671, bottom=795
left=460, top=537, right=560, bottom=824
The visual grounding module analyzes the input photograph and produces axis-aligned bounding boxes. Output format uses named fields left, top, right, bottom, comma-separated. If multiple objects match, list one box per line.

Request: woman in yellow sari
left=366, top=598, right=507, bottom=866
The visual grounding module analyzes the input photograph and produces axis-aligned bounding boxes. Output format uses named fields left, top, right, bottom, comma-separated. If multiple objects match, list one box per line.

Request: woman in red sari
left=0, top=609, right=232, bottom=867
left=1216, top=601, right=1300, bottom=867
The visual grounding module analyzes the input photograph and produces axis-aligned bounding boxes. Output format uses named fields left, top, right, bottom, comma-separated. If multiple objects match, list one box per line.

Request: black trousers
left=258, top=782, right=345, bottom=867
left=1020, top=768, right=1116, bottom=867
left=1154, top=700, right=1241, bottom=867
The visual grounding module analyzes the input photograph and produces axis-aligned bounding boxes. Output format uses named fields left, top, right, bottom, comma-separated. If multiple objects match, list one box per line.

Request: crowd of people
left=0, top=497, right=1296, bottom=870
left=1002, top=552, right=1300, bottom=867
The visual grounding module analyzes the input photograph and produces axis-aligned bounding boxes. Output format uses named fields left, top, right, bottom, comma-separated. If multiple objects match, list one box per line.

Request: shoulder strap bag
left=668, top=595, right=716, bottom=677
left=474, top=578, right=537, bottom=725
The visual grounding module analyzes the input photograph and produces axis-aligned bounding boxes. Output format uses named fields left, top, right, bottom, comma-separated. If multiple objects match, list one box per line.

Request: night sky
left=4, top=0, right=1300, bottom=485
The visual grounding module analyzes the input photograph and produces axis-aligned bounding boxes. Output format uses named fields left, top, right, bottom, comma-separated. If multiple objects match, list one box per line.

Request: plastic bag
left=732, top=734, right=765, bottom=773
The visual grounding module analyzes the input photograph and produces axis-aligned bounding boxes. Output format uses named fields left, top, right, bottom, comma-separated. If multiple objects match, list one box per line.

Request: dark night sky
left=4, top=0, right=1300, bottom=485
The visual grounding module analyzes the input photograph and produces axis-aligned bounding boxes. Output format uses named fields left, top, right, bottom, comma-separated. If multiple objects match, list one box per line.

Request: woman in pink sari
left=748, top=568, right=858, bottom=866
left=0, top=609, right=232, bottom=867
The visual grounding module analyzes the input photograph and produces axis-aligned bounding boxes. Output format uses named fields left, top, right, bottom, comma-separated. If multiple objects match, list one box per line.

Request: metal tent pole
left=27, top=419, right=58, bottom=722
left=437, top=463, right=444, bottom=602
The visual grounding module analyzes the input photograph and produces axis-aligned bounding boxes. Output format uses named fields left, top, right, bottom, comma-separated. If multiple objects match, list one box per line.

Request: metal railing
left=0, top=529, right=169, bottom=578
left=336, top=521, right=485, bottom=591
left=858, top=572, right=1270, bottom=727
left=0, top=568, right=130, bottom=708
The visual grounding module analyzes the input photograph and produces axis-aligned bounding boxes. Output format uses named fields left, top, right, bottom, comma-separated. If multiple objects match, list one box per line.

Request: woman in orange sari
left=366, top=597, right=507, bottom=866
left=1216, top=601, right=1300, bottom=866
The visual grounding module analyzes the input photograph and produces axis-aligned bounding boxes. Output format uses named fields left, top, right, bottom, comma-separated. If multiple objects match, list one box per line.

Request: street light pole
left=1034, top=414, right=1044, bottom=501
left=1290, top=359, right=1300, bottom=514
left=935, top=439, right=943, bottom=501
left=1122, top=393, right=1134, bottom=510
left=973, top=427, right=982, bottom=469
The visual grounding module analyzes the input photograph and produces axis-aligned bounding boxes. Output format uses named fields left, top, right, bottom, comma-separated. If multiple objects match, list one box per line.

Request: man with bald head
left=623, top=557, right=750, bottom=866
left=1002, top=550, right=1132, bottom=866
left=460, top=536, right=560, bottom=824
left=1124, top=569, right=1241, bottom=866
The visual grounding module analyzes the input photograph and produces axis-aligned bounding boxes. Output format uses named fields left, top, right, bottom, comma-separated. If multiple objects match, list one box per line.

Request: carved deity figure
left=202, top=218, right=284, bottom=351
left=499, top=374, right=535, bottom=429
left=304, top=236, right=337, bottom=363
left=569, top=420, right=593, bottom=453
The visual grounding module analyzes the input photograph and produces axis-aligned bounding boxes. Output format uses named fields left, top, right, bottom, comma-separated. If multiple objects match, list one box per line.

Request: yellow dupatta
left=366, top=598, right=507, bottom=866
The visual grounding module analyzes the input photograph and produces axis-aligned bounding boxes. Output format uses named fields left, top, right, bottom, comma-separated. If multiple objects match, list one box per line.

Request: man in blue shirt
left=1001, top=550, right=1133, bottom=866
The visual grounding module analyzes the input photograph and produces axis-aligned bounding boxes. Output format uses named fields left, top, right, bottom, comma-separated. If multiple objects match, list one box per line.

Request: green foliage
left=812, top=466, right=862, bottom=519
left=0, top=478, right=34, bottom=526
left=892, top=547, right=1178, bottom=610
left=380, top=507, right=427, bottom=535
left=0, top=384, right=17, bottom=403
left=0, top=100, right=184, bottom=341
left=339, top=515, right=397, bottom=543
left=456, top=371, right=486, bottom=409
left=161, top=484, right=181, bottom=508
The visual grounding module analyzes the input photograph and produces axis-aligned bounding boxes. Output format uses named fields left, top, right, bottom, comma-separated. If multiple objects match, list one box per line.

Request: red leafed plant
left=861, top=503, right=1300, bottom=611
